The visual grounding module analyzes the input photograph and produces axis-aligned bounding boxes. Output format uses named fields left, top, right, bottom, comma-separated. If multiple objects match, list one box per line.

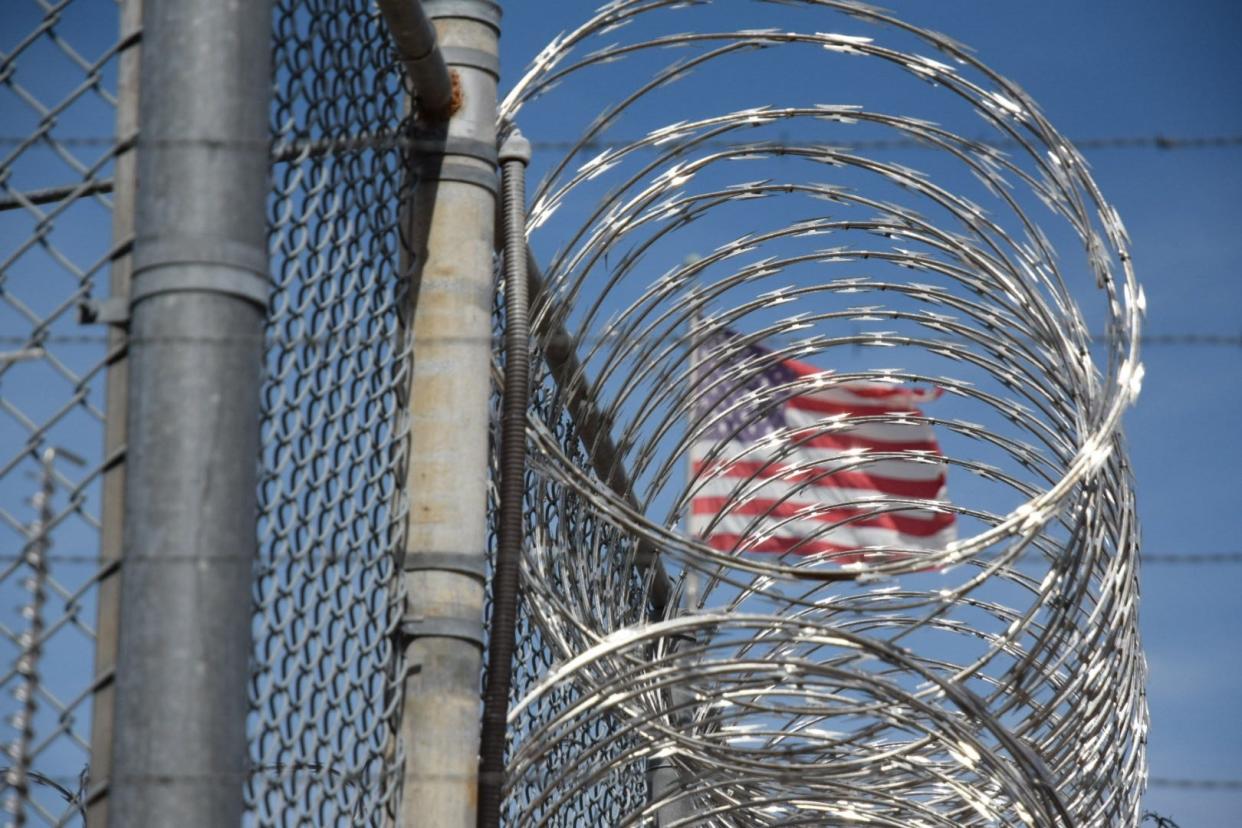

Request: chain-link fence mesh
left=2, top=1, right=651, bottom=823
left=252, top=2, right=656, bottom=822
left=246, top=1, right=416, bottom=824
left=490, top=302, right=655, bottom=824
left=0, top=1, right=132, bottom=824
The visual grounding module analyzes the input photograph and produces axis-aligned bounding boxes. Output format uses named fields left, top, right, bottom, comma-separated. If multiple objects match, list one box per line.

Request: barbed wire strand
left=3, top=133, right=1242, bottom=151
left=1, top=766, right=1236, bottom=790
left=1, top=552, right=1240, bottom=566
left=1, top=332, right=1239, bottom=348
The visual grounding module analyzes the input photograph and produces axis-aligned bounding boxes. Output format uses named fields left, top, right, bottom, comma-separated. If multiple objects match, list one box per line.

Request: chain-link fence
left=494, top=339, right=654, bottom=824
left=246, top=0, right=414, bottom=823
left=0, top=1, right=134, bottom=824
left=3, top=2, right=1148, bottom=826
left=253, top=3, right=661, bottom=822
left=2, top=1, right=647, bottom=823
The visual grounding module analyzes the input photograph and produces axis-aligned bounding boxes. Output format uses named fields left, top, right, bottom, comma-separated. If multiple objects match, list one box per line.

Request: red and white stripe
left=688, top=355, right=955, bottom=559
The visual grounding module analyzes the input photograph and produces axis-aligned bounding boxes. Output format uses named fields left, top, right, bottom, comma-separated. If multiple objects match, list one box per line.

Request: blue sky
left=3, top=1, right=1240, bottom=824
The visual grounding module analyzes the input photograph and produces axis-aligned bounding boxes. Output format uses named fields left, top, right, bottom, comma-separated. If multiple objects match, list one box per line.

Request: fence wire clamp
left=440, top=46, right=500, bottom=80
left=401, top=551, right=488, bottom=582
left=78, top=296, right=130, bottom=327
left=399, top=615, right=485, bottom=649
left=409, top=134, right=498, bottom=165
left=423, top=0, right=502, bottom=31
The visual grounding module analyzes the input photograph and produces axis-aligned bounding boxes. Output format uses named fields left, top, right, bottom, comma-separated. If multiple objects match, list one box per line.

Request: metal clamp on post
left=402, top=550, right=488, bottom=583
left=408, top=135, right=498, bottom=166
left=415, top=162, right=498, bottom=194
left=79, top=296, right=131, bottom=327
left=440, top=46, right=500, bottom=80
left=400, top=614, right=485, bottom=649
left=423, top=0, right=502, bottom=32
left=401, top=550, right=488, bottom=650
left=130, top=237, right=271, bottom=309
left=412, top=136, right=500, bottom=194
left=81, top=233, right=135, bottom=325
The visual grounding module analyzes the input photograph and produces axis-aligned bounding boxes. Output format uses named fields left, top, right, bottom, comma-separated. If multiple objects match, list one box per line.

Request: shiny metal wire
left=497, top=2, right=1145, bottom=825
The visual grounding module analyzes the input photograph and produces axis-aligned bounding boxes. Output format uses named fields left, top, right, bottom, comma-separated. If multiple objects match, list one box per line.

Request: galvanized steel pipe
left=376, top=0, right=456, bottom=121
left=108, top=0, right=274, bottom=824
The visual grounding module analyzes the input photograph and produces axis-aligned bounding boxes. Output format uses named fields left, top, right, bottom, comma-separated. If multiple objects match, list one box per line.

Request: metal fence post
left=84, top=0, right=142, bottom=822
left=107, top=0, right=274, bottom=823
left=397, top=1, right=501, bottom=825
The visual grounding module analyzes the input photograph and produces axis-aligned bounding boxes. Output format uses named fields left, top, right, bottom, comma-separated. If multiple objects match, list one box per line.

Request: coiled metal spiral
left=496, top=2, right=1146, bottom=825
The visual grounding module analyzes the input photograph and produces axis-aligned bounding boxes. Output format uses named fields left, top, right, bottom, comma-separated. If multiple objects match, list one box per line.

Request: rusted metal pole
left=376, top=0, right=456, bottom=121
left=397, top=2, right=501, bottom=825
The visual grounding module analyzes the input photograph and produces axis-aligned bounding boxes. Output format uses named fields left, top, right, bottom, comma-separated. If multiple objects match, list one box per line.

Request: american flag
left=686, top=328, right=956, bottom=563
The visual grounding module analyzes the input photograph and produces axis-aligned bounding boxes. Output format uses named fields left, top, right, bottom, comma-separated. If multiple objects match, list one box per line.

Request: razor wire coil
left=2, top=1, right=1149, bottom=824
left=494, top=1, right=1147, bottom=825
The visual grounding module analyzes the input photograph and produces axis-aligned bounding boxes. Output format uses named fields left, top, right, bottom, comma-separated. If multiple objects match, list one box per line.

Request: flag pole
left=682, top=266, right=706, bottom=613
left=647, top=255, right=705, bottom=826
